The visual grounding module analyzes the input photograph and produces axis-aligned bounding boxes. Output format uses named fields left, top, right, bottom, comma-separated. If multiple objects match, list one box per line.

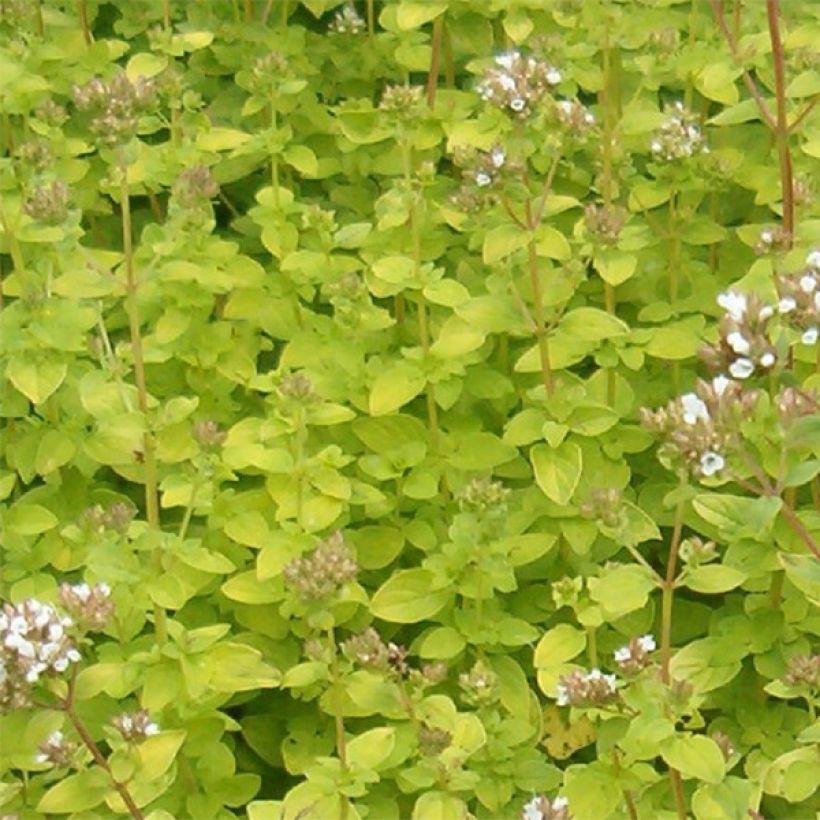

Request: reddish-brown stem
left=63, top=674, right=144, bottom=819
left=709, top=0, right=777, bottom=130
left=779, top=503, right=820, bottom=559
left=426, top=15, right=444, bottom=108
left=244, top=0, right=252, bottom=21
left=766, top=0, right=794, bottom=245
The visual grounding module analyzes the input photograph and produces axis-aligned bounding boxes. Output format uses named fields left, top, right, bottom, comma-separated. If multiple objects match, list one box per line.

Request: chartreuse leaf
left=412, top=791, right=469, bottom=820
left=778, top=553, right=820, bottom=606
left=683, top=565, right=747, bottom=594
left=137, top=730, right=187, bottom=781
left=369, top=363, right=426, bottom=415
left=692, top=777, right=758, bottom=820
left=692, top=494, right=782, bottom=540
left=483, top=223, right=530, bottom=264
left=7, top=356, right=67, bottom=404
left=661, top=734, right=726, bottom=783
left=531, top=442, right=583, bottom=505
left=370, top=569, right=451, bottom=623
left=36, top=768, right=111, bottom=813
left=346, top=727, right=396, bottom=770
left=587, top=564, right=656, bottom=618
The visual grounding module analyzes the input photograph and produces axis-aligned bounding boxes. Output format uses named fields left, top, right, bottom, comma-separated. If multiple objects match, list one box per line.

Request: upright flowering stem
left=162, top=0, right=170, bottom=29
left=426, top=15, right=444, bottom=108
left=766, top=0, right=794, bottom=245
left=524, top=199, right=554, bottom=397
left=327, top=627, right=349, bottom=820
left=600, top=17, right=618, bottom=405
left=120, top=161, right=166, bottom=645
left=660, top=488, right=688, bottom=820
left=77, top=0, right=91, bottom=44
left=401, top=136, right=440, bottom=447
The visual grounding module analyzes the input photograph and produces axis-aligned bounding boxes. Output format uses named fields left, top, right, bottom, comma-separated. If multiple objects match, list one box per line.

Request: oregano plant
left=0, top=1, right=818, bottom=819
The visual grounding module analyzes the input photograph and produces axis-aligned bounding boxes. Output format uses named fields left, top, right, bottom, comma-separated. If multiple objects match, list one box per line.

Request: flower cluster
left=556, top=668, right=618, bottom=708
left=679, top=536, right=717, bottom=566
left=23, top=181, right=69, bottom=224
left=776, top=385, right=820, bottom=427
left=58, top=583, right=114, bottom=631
left=650, top=101, right=707, bottom=161
left=16, top=140, right=52, bottom=174
left=35, top=730, right=76, bottom=767
left=776, top=252, right=820, bottom=346
left=79, top=502, right=135, bottom=534
left=192, top=419, right=227, bottom=449
left=418, top=725, right=452, bottom=756
left=640, top=375, right=760, bottom=480
left=72, top=72, right=157, bottom=145
left=754, top=225, right=791, bottom=256
left=1, top=600, right=80, bottom=712
left=553, top=99, right=595, bottom=134
left=283, top=531, right=359, bottom=601
left=699, top=290, right=778, bottom=379
left=378, top=84, right=424, bottom=120
left=111, top=709, right=160, bottom=742
left=578, top=487, right=624, bottom=528
left=277, top=371, right=320, bottom=404
left=342, top=627, right=390, bottom=671
left=172, top=165, right=219, bottom=210
left=783, top=654, right=819, bottom=689
left=459, top=659, right=500, bottom=706
left=522, top=795, right=571, bottom=820
left=477, top=51, right=561, bottom=118
left=583, top=203, right=626, bottom=245
left=613, top=634, right=656, bottom=675
left=328, top=3, right=366, bottom=34
left=457, top=476, right=511, bottom=512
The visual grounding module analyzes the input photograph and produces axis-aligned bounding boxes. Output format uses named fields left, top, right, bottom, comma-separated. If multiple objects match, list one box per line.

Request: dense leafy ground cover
left=1, top=1, right=819, bottom=818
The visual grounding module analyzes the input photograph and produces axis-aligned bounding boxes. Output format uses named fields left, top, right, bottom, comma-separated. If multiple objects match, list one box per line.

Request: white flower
left=584, top=111, right=595, bottom=125
left=499, top=73, right=517, bottom=92
left=475, top=172, right=492, bottom=187
left=98, top=582, right=111, bottom=597
left=556, top=684, right=569, bottom=706
left=758, top=305, right=775, bottom=320
left=650, top=140, right=662, bottom=153
left=553, top=798, right=569, bottom=811
left=495, top=51, right=519, bottom=70
left=680, top=393, right=709, bottom=425
left=726, top=331, right=751, bottom=355
left=47, top=731, right=64, bottom=744
left=53, top=657, right=69, bottom=672
left=546, top=68, right=562, bottom=85
left=510, top=97, right=526, bottom=112
left=48, top=623, right=64, bottom=642
left=613, top=646, right=631, bottom=663
left=67, top=648, right=81, bottom=663
left=490, top=147, right=505, bottom=168
left=799, top=274, right=817, bottom=293
left=35, top=753, right=50, bottom=764
left=638, top=634, right=656, bottom=652
left=759, top=229, right=773, bottom=244
left=73, top=584, right=91, bottom=602
left=802, top=327, right=818, bottom=345
left=729, top=357, right=754, bottom=379
left=557, top=100, right=573, bottom=115
left=778, top=296, right=797, bottom=314
left=712, top=375, right=731, bottom=396
left=717, top=290, right=747, bottom=321
left=806, top=249, right=820, bottom=270
left=700, top=451, right=725, bottom=477
left=759, top=352, right=776, bottom=368
left=522, top=797, right=544, bottom=820
left=145, top=722, right=160, bottom=736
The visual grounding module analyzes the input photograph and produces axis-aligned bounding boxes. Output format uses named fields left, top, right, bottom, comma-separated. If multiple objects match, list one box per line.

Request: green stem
left=366, top=0, right=374, bottom=39
left=587, top=626, right=598, bottom=667
left=401, top=136, right=440, bottom=446
left=524, top=201, right=554, bottom=397
left=77, top=0, right=91, bottom=43
left=162, top=0, right=170, bottom=28
left=121, top=161, right=166, bottom=645
left=269, top=99, right=280, bottom=207
left=327, top=627, right=349, bottom=820
left=660, top=492, right=686, bottom=682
